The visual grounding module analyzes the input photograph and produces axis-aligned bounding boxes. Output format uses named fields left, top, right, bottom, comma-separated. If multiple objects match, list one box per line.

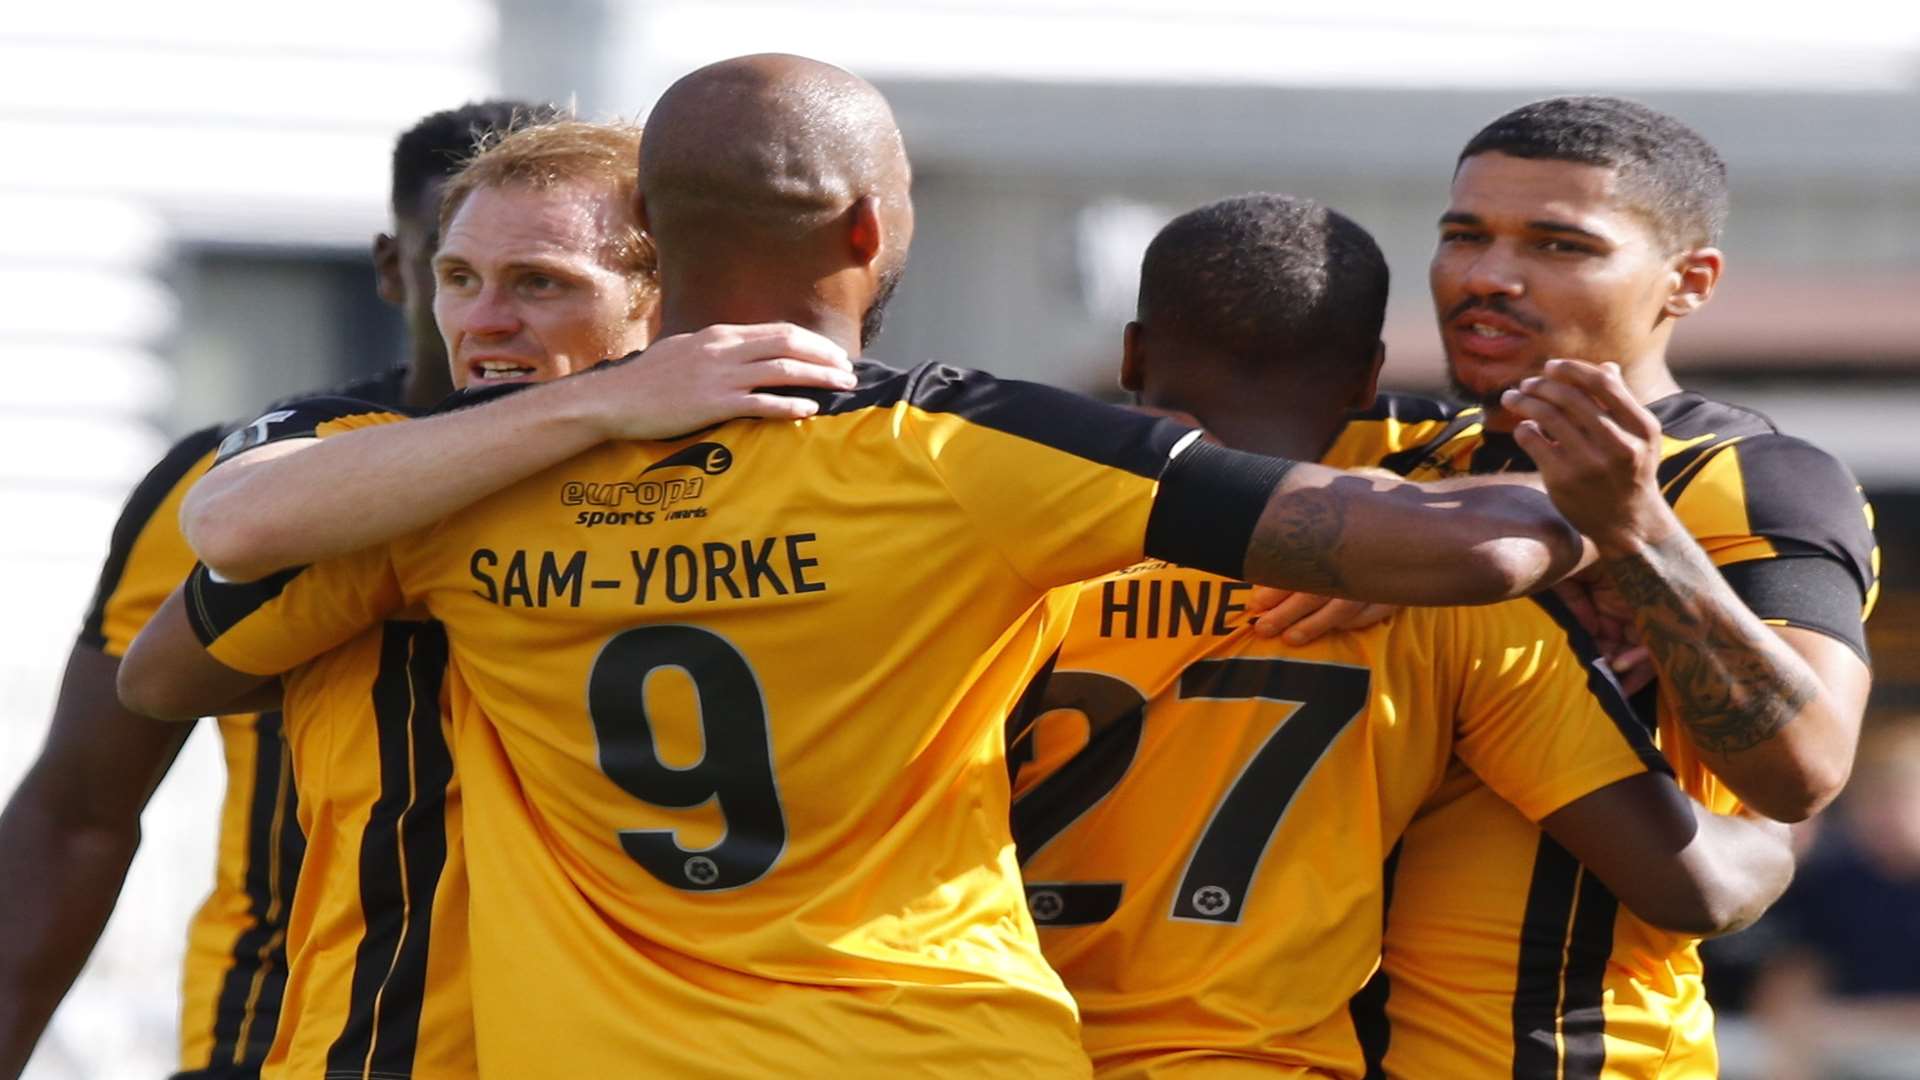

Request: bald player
left=132, top=56, right=1588, bottom=1075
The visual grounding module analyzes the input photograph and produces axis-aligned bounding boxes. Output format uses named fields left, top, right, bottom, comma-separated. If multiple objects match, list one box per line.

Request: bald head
left=642, top=53, right=911, bottom=239
left=640, top=54, right=913, bottom=351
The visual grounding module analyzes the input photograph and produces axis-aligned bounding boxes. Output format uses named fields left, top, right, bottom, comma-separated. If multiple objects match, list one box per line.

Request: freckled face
left=432, top=182, right=652, bottom=388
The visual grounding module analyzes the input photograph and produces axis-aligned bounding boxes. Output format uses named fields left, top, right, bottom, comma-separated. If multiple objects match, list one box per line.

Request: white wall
left=0, top=4, right=493, bottom=1076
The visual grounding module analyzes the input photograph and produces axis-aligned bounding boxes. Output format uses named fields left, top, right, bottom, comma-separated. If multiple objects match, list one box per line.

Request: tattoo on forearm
left=1605, top=535, right=1818, bottom=754
left=1247, top=487, right=1348, bottom=594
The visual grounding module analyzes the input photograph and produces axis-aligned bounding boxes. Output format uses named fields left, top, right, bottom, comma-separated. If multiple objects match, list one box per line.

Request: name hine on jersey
left=1100, top=576, right=1253, bottom=639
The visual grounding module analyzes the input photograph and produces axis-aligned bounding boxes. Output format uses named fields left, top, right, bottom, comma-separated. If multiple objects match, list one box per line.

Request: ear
left=1349, top=341, right=1386, bottom=411
left=372, top=233, right=404, bottom=306
left=849, top=196, right=883, bottom=267
left=635, top=193, right=651, bottom=234
left=1120, top=321, right=1145, bottom=394
left=1665, top=247, right=1723, bottom=319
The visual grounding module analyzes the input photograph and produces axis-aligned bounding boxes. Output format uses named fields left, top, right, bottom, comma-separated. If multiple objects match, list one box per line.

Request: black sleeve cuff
left=185, top=563, right=303, bottom=647
left=1144, top=441, right=1298, bottom=579
left=1720, top=555, right=1871, bottom=665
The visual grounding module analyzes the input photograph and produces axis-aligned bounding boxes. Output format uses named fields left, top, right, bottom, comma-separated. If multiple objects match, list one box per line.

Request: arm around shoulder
left=1241, top=461, right=1586, bottom=605
left=116, top=585, right=267, bottom=722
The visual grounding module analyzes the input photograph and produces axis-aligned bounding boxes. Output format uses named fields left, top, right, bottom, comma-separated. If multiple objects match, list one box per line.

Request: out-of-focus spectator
left=1744, top=715, right=1920, bottom=1080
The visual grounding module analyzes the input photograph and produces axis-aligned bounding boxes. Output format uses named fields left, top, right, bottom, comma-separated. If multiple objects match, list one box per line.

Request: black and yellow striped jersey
left=1327, top=390, right=1878, bottom=1079
left=1010, top=563, right=1664, bottom=1079
left=83, top=426, right=300, bottom=1078
left=265, top=619, right=466, bottom=1080
left=181, top=360, right=1315, bottom=1077
left=78, top=368, right=406, bottom=1077
left=189, top=401, right=474, bottom=1080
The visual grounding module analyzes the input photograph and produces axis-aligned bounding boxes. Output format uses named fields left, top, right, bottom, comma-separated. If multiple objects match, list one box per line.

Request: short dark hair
left=1137, top=193, right=1389, bottom=386
left=391, top=100, right=564, bottom=216
left=1458, top=96, right=1729, bottom=249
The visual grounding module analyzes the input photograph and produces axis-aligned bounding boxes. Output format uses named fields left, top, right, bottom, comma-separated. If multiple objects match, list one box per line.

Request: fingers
left=1550, top=579, right=1603, bottom=637
left=1284, top=599, right=1397, bottom=644
left=1500, top=387, right=1575, bottom=446
left=1535, top=359, right=1662, bottom=441
left=1249, top=590, right=1330, bottom=639
left=663, top=323, right=853, bottom=371
left=1245, top=586, right=1290, bottom=617
left=1605, top=645, right=1656, bottom=696
left=714, top=325, right=852, bottom=371
left=733, top=393, right=824, bottom=421
left=1504, top=374, right=1611, bottom=445
left=739, top=357, right=859, bottom=391
left=1510, top=417, right=1557, bottom=461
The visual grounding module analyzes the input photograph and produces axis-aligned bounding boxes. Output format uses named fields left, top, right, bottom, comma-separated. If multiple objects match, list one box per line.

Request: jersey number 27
left=1010, top=658, right=1369, bottom=925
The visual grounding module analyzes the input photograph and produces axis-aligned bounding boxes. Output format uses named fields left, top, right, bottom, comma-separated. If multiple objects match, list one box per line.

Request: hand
left=1501, top=359, right=1675, bottom=554
left=584, top=323, right=857, bottom=439
left=1551, top=571, right=1655, bottom=695
left=1245, top=587, right=1399, bottom=644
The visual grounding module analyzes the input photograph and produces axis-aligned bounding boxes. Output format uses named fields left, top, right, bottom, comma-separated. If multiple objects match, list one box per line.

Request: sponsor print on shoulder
left=213, top=396, right=399, bottom=467
left=563, top=441, right=734, bottom=528
left=215, top=409, right=298, bottom=464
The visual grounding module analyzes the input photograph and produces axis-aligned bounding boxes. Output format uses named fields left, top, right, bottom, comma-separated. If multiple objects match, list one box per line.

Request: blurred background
left=2, top=1, right=1916, bottom=1076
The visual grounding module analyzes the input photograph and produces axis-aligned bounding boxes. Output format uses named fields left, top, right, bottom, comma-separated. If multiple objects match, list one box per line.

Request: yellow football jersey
left=182, top=361, right=1290, bottom=1078
left=1011, top=562, right=1665, bottom=1079
left=1330, top=391, right=1879, bottom=1079
left=263, top=620, right=469, bottom=1080
left=80, top=425, right=301, bottom=1076
left=189, top=402, right=474, bottom=1080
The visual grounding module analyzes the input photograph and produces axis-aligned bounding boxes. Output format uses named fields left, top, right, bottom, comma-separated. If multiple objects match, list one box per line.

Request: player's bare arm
left=0, top=645, right=191, bottom=1075
left=1539, top=772, right=1794, bottom=936
left=1509, top=360, right=1871, bottom=821
left=116, top=588, right=270, bottom=722
left=185, top=323, right=856, bottom=583
left=1234, top=462, right=1585, bottom=606
left=1242, top=468, right=1608, bottom=641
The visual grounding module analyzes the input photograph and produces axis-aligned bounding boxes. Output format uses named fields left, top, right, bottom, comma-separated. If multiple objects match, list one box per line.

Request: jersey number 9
left=588, top=625, right=786, bottom=891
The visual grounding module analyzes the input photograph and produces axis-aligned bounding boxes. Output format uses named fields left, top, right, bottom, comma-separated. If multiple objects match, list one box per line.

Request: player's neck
left=1156, top=395, right=1342, bottom=463
left=402, top=349, right=455, bottom=409
left=1208, top=413, right=1343, bottom=463
left=656, top=268, right=867, bottom=357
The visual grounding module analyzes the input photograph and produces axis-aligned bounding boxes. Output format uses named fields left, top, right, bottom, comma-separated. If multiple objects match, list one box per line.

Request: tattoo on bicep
left=1247, top=487, right=1348, bottom=594
left=1605, top=537, right=1818, bottom=754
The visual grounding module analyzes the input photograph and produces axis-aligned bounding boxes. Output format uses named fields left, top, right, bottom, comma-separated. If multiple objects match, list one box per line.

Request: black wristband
left=1144, top=441, right=1298, bottom=579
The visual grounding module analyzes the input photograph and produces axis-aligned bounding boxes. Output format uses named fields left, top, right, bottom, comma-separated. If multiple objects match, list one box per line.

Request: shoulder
left=267, top=366, right=411, bottom=412
left=1659, top=391, right=1868, bottom=526
left=799, top=359, right=1118, bottom=419
left=78, top=424, right=228, bottom=651
left=1346, top=391, right=1465, bottom=426
left=805, top=359, right=1062, bottom=418
left=106, top=423, right=227, bottom=545
left=814, top=359, right=1191, bottom=476
left=1675, top=425, right=1870, bottom=532
left=139, top=424, right=228, bottom=499
left=214, top=393, right=411, bottom=465
left=1325, top=392, right=1483, bottom=473
left=105, top=423, right=227, bottom=541
left=1647, top=390, right=1784, bottom=443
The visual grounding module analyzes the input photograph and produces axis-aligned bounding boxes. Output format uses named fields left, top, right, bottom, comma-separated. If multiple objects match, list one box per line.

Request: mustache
left=1444, top=296, right=1544, bottom=333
